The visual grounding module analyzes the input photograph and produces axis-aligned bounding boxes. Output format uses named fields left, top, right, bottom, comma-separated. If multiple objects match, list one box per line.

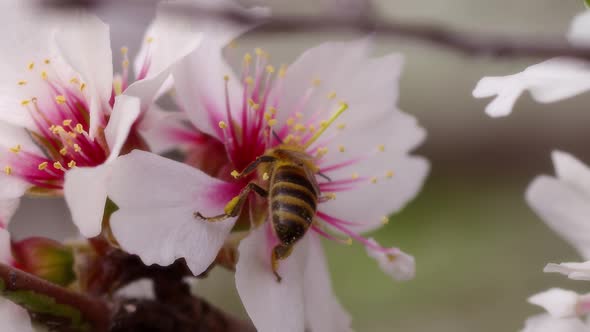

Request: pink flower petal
left=0, top=297, right=34, bottom=332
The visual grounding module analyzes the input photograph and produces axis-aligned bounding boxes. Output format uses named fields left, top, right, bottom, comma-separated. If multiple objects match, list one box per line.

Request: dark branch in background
left=42, top=0, right=590, bottom=60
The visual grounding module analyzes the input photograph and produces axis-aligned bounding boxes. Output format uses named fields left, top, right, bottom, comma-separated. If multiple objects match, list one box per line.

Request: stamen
left=378, top=144, right=385, bottom=152
left=262, top=172, right=270, bottom=181
left=44, top=59, right=51, bottom=65
left=59, top=147, right=68, bottom=156
left=338, top=145, right=345, bottom=152
left=9, top=145, right=22, bottom=153
left=53, top=161, right=63, bottom=170
left=231, top=170, right=239, bottom=178
left=67, top=160, right=76, bottom=168
left=27, top=62, right=34, bottom=71
left=55, top=95, right=66, bottom=104
left=370, top=177, right=378, bottom=184
left=219, top=121, right=227, bottom=129
left=303, top=102, right=348, bottom=149
left=267, top=119, right=278, bottom=127
left=17, top=80, right=27, bottom=86
left=381, top=216, right=389, bottom=225
left=62, top=119, right=72, bottom=127
left=38, top=162, right=48, bottom=170
left=328, top=92, right=337, bottom=100
left=385, top=170, right=394, bottom=178
left=4, top=166, right=12, bottom=175
left=146, top=37, right=154, bottom=43
left=351, top=172, right=359, bottom=180
left=73, top=144, right=82, bottom=153
left=40, top=71, right=48, bottom=80
left=21, top=99, right=30, bottom=106
left=337, top=123, right=346, bottom=130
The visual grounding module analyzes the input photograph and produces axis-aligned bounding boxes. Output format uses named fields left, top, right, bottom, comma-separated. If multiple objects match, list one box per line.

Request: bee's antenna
left=272, top=130, right=284, bottom=144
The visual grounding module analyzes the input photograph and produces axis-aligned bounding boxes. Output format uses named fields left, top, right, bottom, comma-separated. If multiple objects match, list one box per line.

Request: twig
left=41, top=0, right=590, bottom=60
left=0, top=263, right=110, bottom=332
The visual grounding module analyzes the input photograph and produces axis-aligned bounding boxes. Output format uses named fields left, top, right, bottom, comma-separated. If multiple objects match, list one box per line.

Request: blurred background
left=11, top=0, right=590, bottom=331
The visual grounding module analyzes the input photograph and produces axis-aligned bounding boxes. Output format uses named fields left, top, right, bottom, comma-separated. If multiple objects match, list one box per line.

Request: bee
left=195, top=145, right=328, bottom=282
left=195, top=103, right=347, bottom=282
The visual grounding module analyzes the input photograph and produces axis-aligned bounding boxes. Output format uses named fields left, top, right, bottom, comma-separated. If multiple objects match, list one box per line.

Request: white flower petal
left=236, top=225, right=308, bottom=332
left=0, top=199, right=20, bottom=227
left=529, top=288, right=580, bottom=318
left=0, top=298, right=34, bottom=332
left=64, top=164, right=111, bottom=238
left=568, top=11, right=590, bottom=46
left=522, top=314, right=590, bottom=332
left=0, top=174, right=29, bottom=202
left=545, top=262, right=590, bottom=281
left=136, top=106, right=191, bottom=154
left=526, top=174, right=590, bottom=260
left=304, top=234, right=352, bottom=332
left=366, top=238, right=415, bottom=281
left=552, top=151, right=590, bottom=198
left=104, top=95, right=141, bottom=163
left=115, top=279, right=155, bottom=300
left=108, top=150, right=240, bottom=275
left=473, top=59, right=590, bottom=117
left=54, top=13, right=113, bottom=136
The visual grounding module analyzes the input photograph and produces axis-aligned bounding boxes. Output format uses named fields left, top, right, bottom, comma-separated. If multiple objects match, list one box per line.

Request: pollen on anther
left=27, top=62, right=34, bottom=71
left=80, top=83, right=86, bottom=91
left=73, top=144, right=81, bottom=153
left=278, top=65, right=287, bottom=78
left=243, top=53, right=252, bottom=64
left=10, top=145, right=21, bottom=153
left=267, top=119, right=278, bottom=127
left=4, top=166, right=12, bottom=175
left=378, top=144, right=385, bottom=152
left=231, top=170, right=240, bottom=179
left=337, top=123, right=346, bottom=130
left=345, top=237, right=353, bottom=245
left=55, top=95, right=67, bottom=104
left=21, top=99, right=30, bottom=106
left=53, top=161, right=63, bottom=170
left=70, top=78, right=80, bottom=85
left=269, top=107, right=277, bottom=115
left=381, top=216, right=389, bottom=225
left=59, top=147, right=68, bottom=156
left=245, top=76, right=254, bottom=85
left=338, top=145, right=345, bottom=153
left=286, top=118, right=295, bottom=126
left=370, top=177, right=378, bottom=184
left=223, top=75, right=230, bottom=82
left=121, top=47, right=128, bottom=55
left=68, top=160, right=76, bottom=168
left=38, top=162, right=48, bottom=170
left=266, top=65, right=275, bottom=74
left=327, top=92, right=337, bottom=100
left=385, top=170, right=394, bottom=178
left=295, top=112, right=303, bottom=119
left=312, top=78, right=321, bottom=86
left=63, top=119, right=72, bottom=126
left=146, top=37, right=154, bottom=43
left=324, top=192, right=336, bottom=200
left=262, top=172, right=270, bottom=181
left=75, top=124, right=85, bottom=134
left=218, top=121, right=227, bottom=129
left=17, top=80, right=27, bottom=86
left=40, top=71, right=48, bottom=80
left=351, top=172, right=359, bottom=180
left=44, top=59, right=50, bottom=65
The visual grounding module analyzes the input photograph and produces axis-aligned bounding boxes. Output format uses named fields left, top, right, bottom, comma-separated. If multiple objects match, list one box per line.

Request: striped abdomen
left=270, top=164, right=318, bottom=246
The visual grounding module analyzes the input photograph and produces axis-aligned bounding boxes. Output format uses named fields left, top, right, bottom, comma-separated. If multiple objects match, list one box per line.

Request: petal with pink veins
left=108, top=150, right=240, bottom=275
left=236, top=225, right=308, bottom=332
left=0, top=297, right=34, bottom=332
left=136, top=106, right=194, bottom=154
left=54, top=13, right=113, bottom=137
left=304, top=234, right=352, bottom=332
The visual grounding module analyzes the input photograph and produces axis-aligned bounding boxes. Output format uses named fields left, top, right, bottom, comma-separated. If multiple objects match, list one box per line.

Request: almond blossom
left=0, top=1, right=220, bottom=239
left=473, top=11, right=590, bottom=117
left=108, top=37, right=429, bottom=331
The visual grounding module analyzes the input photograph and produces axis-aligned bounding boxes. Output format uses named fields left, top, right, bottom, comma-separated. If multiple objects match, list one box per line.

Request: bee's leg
left=233, top=155, right=277, bottom=179
left=317, top=171, right=332, bottom=182
left=194, top=183, right=268, bottom=222
left=271, top=244, right=293, bottom=283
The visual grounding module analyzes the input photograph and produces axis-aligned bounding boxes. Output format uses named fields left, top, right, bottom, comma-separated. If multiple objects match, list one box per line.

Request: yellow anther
left=80, top=83, right=86, bottom=91
left=27, top=62, right=34, bottom=70
left=121, top=47, right=128, bottom=55
left=73, top=144, right=81, bottom=153
left=4, top=166, right=12, bottom=175
left=254, top=48, right=264, bottom=56
left=303, top=102, right=349, bottom=149
left=338, top=145, right=345, bottom=152
left=218, top=121, right=227, bottom=129
left=324, top=192, right=336, bottom=200
left=223, top=75, right=230, bottom=82
left=21, top=99, right=30, bottom=106
left=337, top=123, right=346, bottom=130
left=286, top=118, right=295, bottom=126
left=284, top=135, right=294, bottom=144
left=316, top=147, right=329, bottom=158
left=351, top=172, right=359, bottom=180
left=243, top=53, right=252, bottom=63
left=44, top=58, right=51, bottom=65
left=38, top=162, right=48, bottom=170
left=51, top=125, right=63, bottom=134
left=70, top=77, right=80, bottom=85
left=75, top=124, right=85, bottom=134
left=122, top=60, right=130, bottom=68
left=381, top=216, right=389, bottom=225
left=17, top=80, right=27, bottom=86
left=319, top=120, right=328, bottom=128
left=267, top=119, right=278, bottom=127
left=308, top=124, right=316, bottom=133
left=345, top=237, right=353, bottom=245
left=295, top=112, right=303, bottom=119
left=9, top=145, right=21, bottom=153
left=59, top=147, right=68, bottom=156
left=231, top=170, right=240, bottom=179
left=312, top=78, right=321, bottom=86
left=378, top=144, right=385, bottom=152
left=40, top=71, right=48, bottom=80
left=248, top=99, right=259, bottom=110
left=62, top=119, right=72, bottom=126
left=146, top=37, right=154, bottom=43
left=385, top=170, right=394, bottom=178
left=269, top=107, right=277, bottom=115
left=264, top=113, right=272, bottom=121
left=55, top=95, right=67, bottom=104
left=327, top=92, right=337, bottom=100
left=262, top=172, right=270, bottom=181
left=386, top=254, right=397, bottom=262
left=245, top=76, right=254, bottom=85
left=67, top=160, right=76, bottom=168
left=53, top=161, right=63, bottom=170
left=266, top=65, right=275, bottom=74
left=294, top=123, right=306, bottom=132
left=370, top=177, right=378, bottom=184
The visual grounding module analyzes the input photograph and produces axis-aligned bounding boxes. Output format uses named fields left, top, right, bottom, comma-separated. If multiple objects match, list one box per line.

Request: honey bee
left=195, top=145, right=326, bottom=282
left=195, top=103, right=347, bottom=282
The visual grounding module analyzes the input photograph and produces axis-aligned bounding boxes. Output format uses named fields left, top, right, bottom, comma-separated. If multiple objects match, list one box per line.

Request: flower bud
left=11, top=237, right=75, bottom=286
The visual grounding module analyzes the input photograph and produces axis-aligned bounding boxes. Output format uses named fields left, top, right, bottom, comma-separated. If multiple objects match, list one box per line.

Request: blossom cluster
left=0, top=0, right=429, bottom=331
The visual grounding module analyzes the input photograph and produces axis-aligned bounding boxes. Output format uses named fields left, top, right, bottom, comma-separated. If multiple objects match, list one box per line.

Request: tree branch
left=41, top=0, right=590, bottom=60
left=0, top=263, right=110, bottom=332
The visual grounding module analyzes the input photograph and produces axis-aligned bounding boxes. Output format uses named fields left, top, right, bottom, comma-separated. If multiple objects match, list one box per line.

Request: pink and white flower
left=108, top=37, right=428, bottom=331
left=473, top=11, right=590, bottom=117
